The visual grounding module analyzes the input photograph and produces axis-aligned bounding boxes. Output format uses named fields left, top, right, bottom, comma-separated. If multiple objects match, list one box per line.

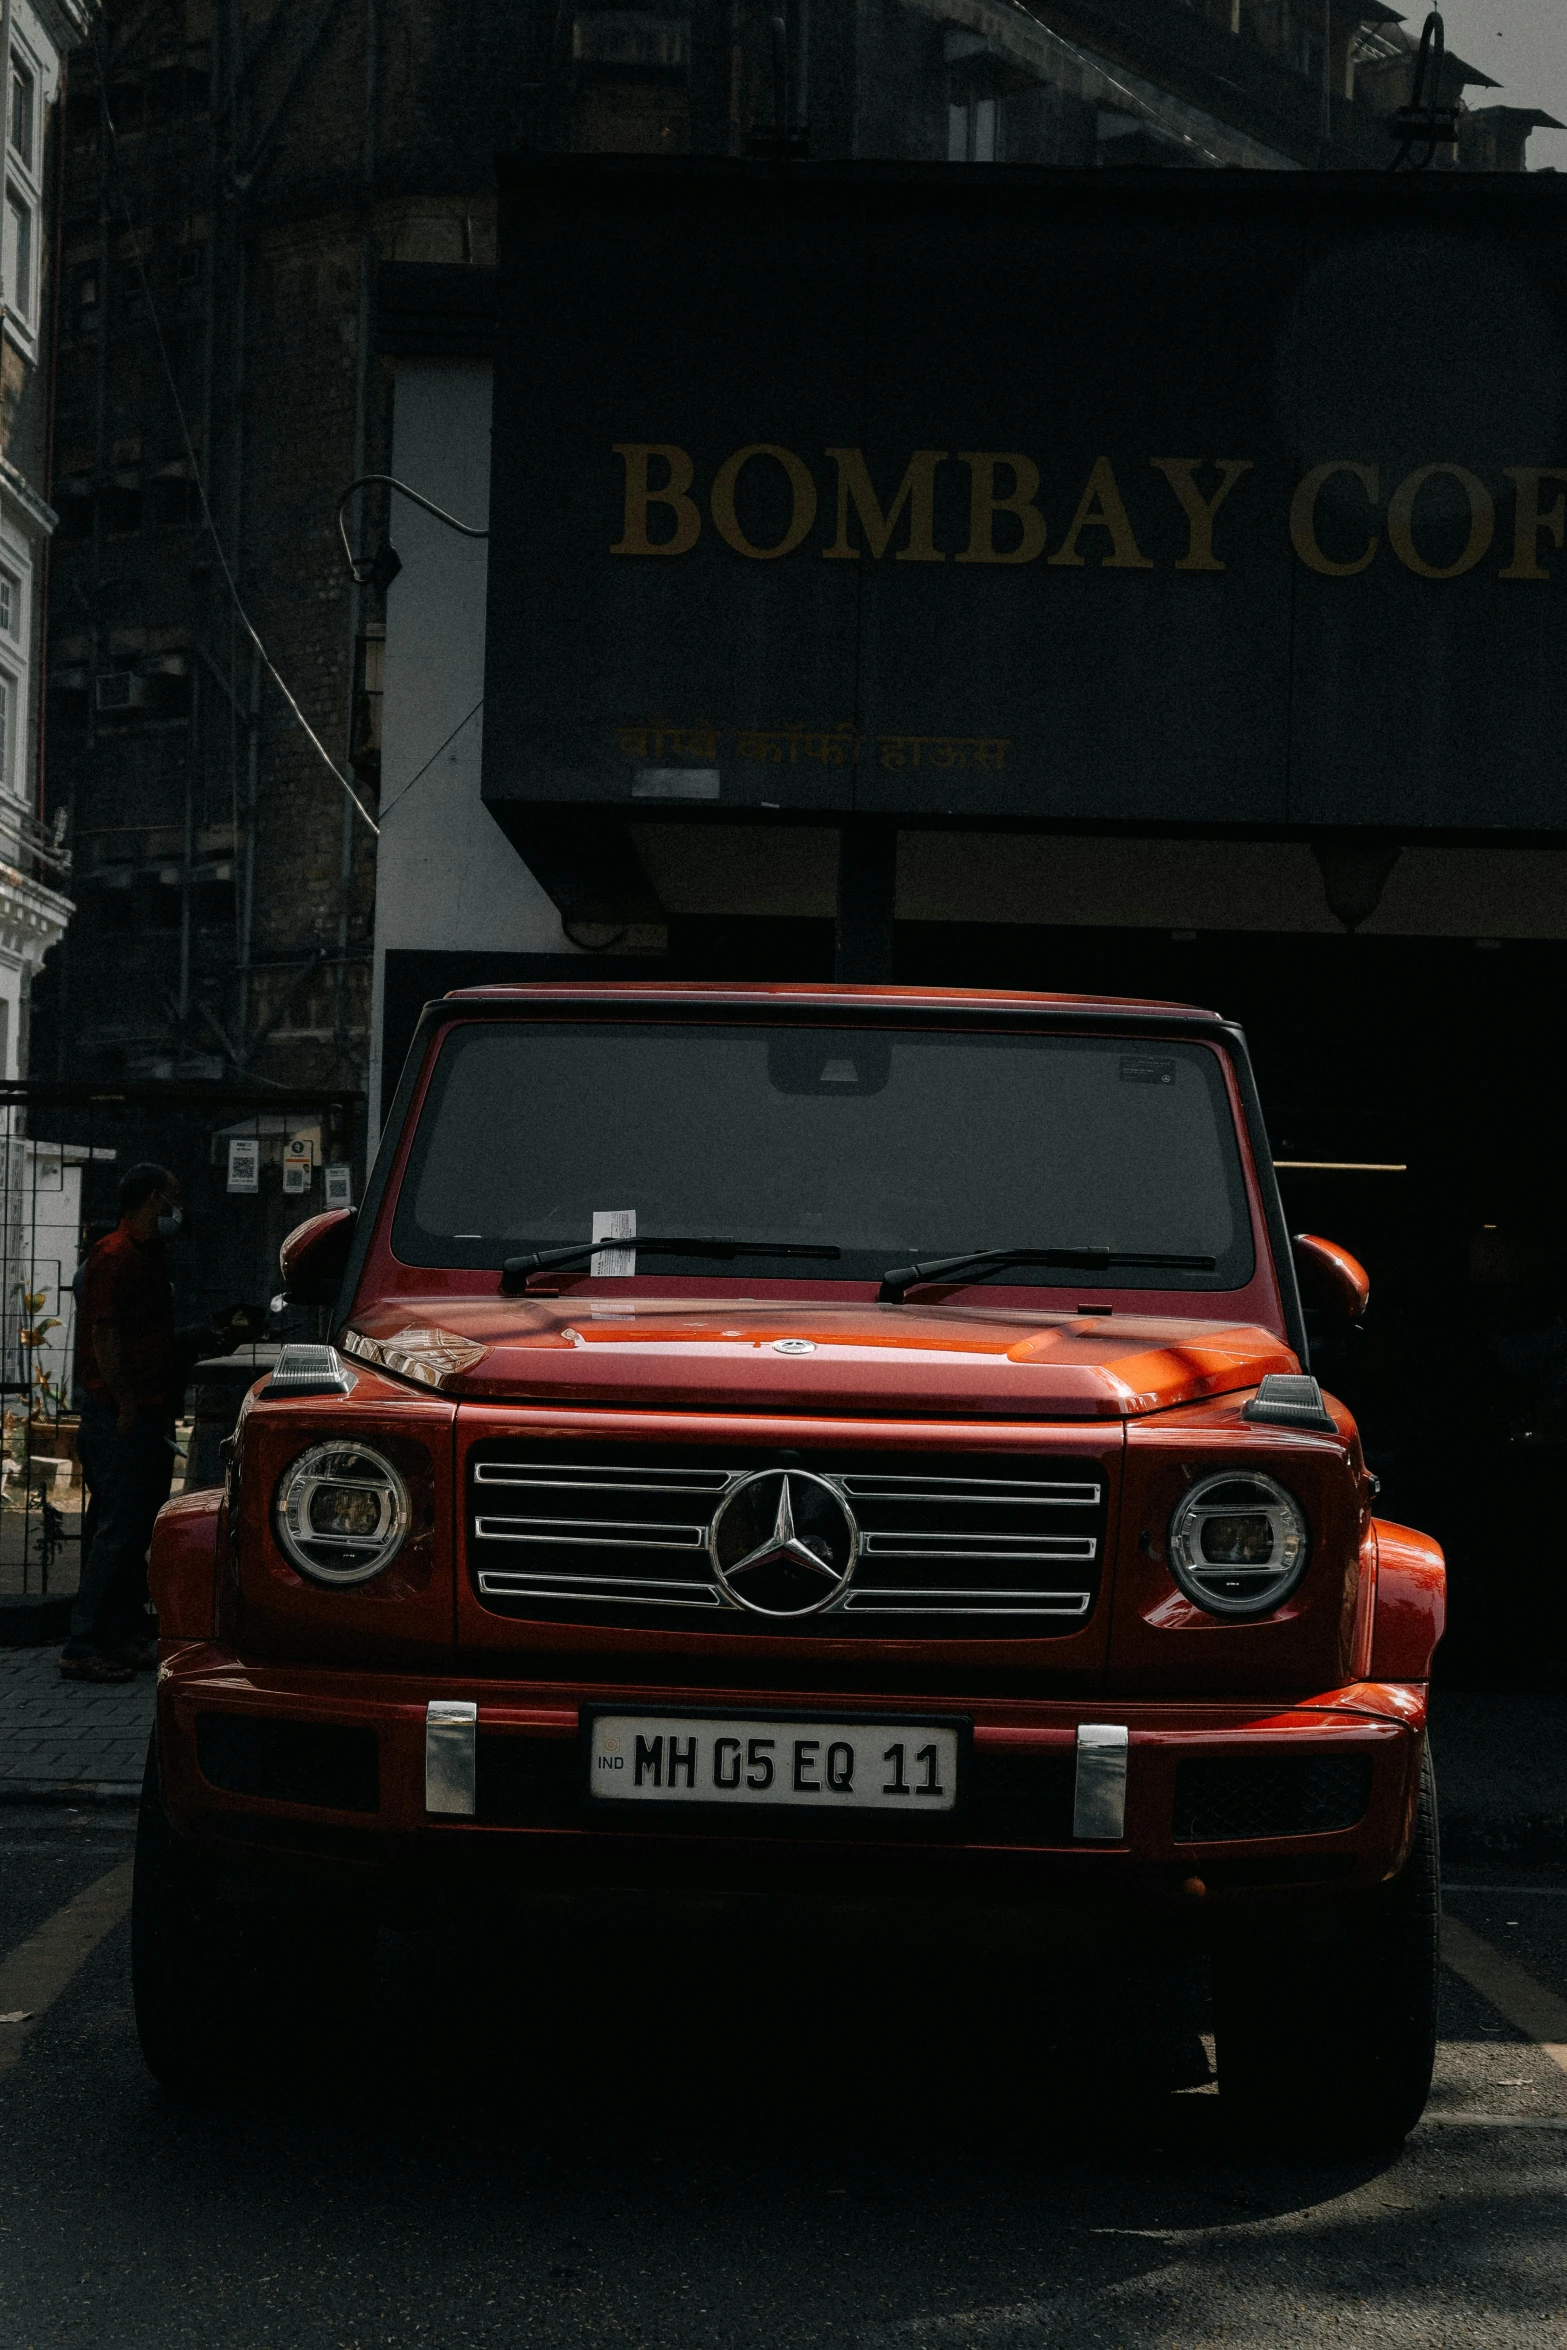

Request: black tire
left=1213, top=1740, right=1439, bottom=2151
left=131, top=1733, right=376, bottom=2095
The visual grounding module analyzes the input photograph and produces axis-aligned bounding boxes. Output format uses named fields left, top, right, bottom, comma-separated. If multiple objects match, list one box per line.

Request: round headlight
left=1167, top=1472, right=1307, bottom=1618
left=274, top=1442, right=410, bottom=1585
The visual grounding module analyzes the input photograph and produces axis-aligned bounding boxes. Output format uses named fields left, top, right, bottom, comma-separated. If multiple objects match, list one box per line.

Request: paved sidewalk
left=0, top=1643, right=152, bottom=1798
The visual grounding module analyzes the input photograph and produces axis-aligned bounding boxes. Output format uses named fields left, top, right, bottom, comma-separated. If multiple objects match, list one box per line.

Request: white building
left=370, top=278, right=596, bottom=1134
left=0, top=2, right=87, bottom=1462
left=0, top=0, right=84, bottom=1078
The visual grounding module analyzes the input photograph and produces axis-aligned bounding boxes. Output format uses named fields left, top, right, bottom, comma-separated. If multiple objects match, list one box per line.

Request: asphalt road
left=2, top=1809, right=1566, bottom=2349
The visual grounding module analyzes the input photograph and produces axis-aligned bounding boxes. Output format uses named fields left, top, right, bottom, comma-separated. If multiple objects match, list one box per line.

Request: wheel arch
left=1368, top=1518, right=1447, bottom=1682
left=150, top=1487, right=223, bottom=1641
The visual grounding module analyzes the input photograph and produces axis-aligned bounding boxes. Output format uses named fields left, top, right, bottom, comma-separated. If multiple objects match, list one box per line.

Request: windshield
left=392, top=1021, right=1255, bottom=1292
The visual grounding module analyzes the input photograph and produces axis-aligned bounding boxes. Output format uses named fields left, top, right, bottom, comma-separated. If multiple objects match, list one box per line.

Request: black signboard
left=483, top=158, right=1567, bottom=843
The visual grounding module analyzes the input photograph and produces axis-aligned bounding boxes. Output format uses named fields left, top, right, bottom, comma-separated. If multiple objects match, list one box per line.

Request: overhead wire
left=332, top=478, right=487, bottom=819
left=1001, top=0, right=1287, bottom=168
left=376, top=697, right=484, bottom=822
left=89, top=27, right=381, bottom=836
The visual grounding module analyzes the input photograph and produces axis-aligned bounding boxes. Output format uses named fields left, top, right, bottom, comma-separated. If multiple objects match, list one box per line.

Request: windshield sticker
left=1119, top=1057, right=1178, bottom=1086
left=591, top=1208, right=637, bottom=1277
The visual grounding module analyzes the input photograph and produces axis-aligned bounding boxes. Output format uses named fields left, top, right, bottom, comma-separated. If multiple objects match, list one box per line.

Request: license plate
left=585, top=1712, right=963, bottom=1814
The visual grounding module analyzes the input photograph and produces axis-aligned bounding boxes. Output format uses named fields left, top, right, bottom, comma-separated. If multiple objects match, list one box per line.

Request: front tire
left=132, top=1734, right=375, bottom=2095
left=1213, top=1741, right=1439, bottom=2151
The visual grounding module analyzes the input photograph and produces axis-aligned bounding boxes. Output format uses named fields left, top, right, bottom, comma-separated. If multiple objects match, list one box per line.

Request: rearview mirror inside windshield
left=767, top=1029, right=892, bottom=1096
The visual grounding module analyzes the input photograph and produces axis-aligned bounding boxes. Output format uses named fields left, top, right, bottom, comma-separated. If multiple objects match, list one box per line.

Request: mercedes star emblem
left=772, top=1338, right=816, bottom=1354
left=709, top=1469, right=858, bottom=1617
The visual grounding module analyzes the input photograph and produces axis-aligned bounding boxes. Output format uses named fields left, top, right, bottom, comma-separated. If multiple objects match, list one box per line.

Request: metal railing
left=0, top=1078, right=360, bottom=1606
left=0, top=801, right=71, bottom=882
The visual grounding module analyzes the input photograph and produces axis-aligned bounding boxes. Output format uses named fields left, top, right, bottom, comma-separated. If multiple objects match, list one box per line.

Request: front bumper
left=153, top=1645, right=1426, bottom=1918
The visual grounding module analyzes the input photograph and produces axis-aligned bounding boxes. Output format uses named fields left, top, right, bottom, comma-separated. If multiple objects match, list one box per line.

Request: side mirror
left=1292, top=1231, right=1370, bottom=1321
left=277, top=1208, right=357, bottom=1306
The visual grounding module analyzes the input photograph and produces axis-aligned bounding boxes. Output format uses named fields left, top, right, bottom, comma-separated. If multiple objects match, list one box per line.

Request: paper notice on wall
left=282, top=1136, right=314, bottom=1196
left=323, top=1163, right=353, bottom=1209
left=591, top=1208, right=636, bottom=1277
left=226, top=1138, right=260, bottom=1194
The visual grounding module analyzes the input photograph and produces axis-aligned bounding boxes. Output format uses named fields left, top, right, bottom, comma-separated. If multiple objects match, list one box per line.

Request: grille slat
left=480, top=1579, right=726, bottom=1608
left=475, top=1516, right=711, bottom=1550
left=841, top=1589, right=1093, bottom=1615
left=860, top=1532, right=1097, bottom=1558
left=839, top=1474, right=1100, bottom=1502
left=469, top=1443, right=1107, bottom=1637
left=474, top=1463, right=734, bottom=1494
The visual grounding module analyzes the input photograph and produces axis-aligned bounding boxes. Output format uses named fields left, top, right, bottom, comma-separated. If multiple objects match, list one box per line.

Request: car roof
left=439, top=980, right=1225, bottom=1020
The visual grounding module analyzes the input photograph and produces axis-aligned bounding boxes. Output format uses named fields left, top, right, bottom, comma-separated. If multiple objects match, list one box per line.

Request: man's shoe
left=60, top=1649, right=135, bottom=1683
left=110, top=1637, right=159, bottom=1672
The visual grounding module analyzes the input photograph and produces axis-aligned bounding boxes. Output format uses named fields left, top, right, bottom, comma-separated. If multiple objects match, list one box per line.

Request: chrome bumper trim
left=425, top=1699, right=478, bottom=1816
left=1074, top=1722, right=1130, bottom=1841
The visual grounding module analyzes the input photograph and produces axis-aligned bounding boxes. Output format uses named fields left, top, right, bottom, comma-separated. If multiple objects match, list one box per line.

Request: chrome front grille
left=834, top=1471, right=1098, bottom=1617
left=469, top=1444, right=1107, bottom=1636
left=473, top=1462, right=731, bottom=1608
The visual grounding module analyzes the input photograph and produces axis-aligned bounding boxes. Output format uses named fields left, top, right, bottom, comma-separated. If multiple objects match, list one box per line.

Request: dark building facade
left=31, top=0, right=1553, bottom=1093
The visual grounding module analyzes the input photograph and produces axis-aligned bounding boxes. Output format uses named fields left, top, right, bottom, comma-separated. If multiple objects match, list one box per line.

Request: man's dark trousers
left=67, top=1397, right=175, bottom=1654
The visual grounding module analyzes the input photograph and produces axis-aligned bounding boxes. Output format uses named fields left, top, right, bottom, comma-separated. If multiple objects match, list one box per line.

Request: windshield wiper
left=877, top=1247, right=1217, bottom=1305
left=501, top=1237, right=841, bottom=1294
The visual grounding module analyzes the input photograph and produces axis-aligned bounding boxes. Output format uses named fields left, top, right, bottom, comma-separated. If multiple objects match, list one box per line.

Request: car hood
left=340, top=1296, right=1297, bottom=1420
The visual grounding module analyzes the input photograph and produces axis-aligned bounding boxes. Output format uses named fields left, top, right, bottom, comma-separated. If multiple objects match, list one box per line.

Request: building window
left=0, top=570, right=16, bottom=637
left=72, top=265, right=100, bottom=332
left=0, top=670, right=13, bottom=791
left=948, top=97, right=1001, bottom=161
left=55, top=483, right=91, bottom=540
left=569, top=9, right=690, bottom=154
left=571, top=11, right=688, bottom=69
left=4, top=189, right=32, bottom=323
left=153, top=471, right=199, bottom=527
left=101, top=480, right=142, bottom=535
left=9, top=58, right=33, bottom=169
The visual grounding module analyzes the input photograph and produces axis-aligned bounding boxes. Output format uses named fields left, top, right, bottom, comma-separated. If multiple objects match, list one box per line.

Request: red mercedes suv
left=133, top=984, right=1443, bottom=2142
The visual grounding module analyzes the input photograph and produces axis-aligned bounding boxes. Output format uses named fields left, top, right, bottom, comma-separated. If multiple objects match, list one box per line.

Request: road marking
left=1423, top=2113, right=1567, bottom=2130
left=1446, top=1882, right=1567, bottom=1899
left=860, top=2300, right=1065, bottom=2344
left=0, top=1860, right=134, bottom=2076
left=1442, top=1911, right=1567, bottom=2074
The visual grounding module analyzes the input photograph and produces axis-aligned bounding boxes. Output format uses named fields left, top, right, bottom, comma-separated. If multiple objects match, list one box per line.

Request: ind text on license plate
left=586, top=1713, right=963, bottom=1814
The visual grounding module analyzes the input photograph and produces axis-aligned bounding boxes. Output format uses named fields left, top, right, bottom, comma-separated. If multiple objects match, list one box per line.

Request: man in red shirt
left=62, top=1163, right=215, bottom=1681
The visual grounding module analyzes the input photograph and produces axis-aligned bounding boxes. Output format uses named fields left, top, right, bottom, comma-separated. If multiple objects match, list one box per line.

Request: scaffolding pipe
left=228, top=0, right=252, bottom=1052
left=179, top=664, right=197, bottom=1033
left=239, top=638, right=259, bottom=1044
left=337, top=0, right=378, bottom=1076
